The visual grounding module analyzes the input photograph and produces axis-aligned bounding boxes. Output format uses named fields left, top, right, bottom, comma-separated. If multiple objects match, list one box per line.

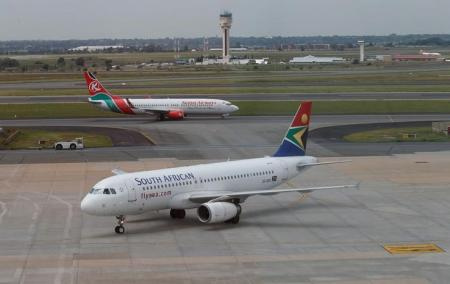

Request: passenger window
left=103, top=188, right=110, bottom=194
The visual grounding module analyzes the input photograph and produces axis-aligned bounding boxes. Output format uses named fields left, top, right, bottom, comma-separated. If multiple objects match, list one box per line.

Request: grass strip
left=2, top=84, right=450, bottom=96
left=234, top=100, right=450, bottom=115
left=1, top=128, right=113, bottom=149
left=0, top=103, right=120, bottom=119
left=0, top=100, right=450, bottom=120
left=343, top=127, right=450, bottom=142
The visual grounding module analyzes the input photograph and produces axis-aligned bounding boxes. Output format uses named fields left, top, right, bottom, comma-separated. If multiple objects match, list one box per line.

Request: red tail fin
left=83, top=71, right=111, bottom=96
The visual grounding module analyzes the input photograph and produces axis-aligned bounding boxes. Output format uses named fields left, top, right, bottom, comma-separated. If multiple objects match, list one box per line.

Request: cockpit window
left=103, top=188, right=110, bottom=195
left=110, top=188, right=116, bottom=194
left=90, top=188, right=102, bottom=194
left=225, top=102, right=232, bottom=106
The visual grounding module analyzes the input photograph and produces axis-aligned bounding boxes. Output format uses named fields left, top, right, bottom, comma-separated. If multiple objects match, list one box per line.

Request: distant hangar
left=289, top=55, right=345, bottom=64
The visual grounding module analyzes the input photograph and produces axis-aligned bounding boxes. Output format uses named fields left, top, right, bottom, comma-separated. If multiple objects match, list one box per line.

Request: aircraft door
left=279, top=160, right=289, bottom=181
left=126, top=181, right=137, bottom=202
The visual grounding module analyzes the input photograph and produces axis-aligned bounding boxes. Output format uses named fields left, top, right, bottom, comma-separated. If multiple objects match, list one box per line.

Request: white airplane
left=81, top=102, right=356, bottom=234
left=84, top=71, right=239, bottom=120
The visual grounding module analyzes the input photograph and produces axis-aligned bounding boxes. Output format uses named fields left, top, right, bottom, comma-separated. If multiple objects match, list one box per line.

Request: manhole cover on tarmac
left=383, top=243, right=444, bottom=254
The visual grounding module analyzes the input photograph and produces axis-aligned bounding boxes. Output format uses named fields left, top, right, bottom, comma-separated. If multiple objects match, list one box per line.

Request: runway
left=1, top=92, right=450, bottom=104
left=1, top=114, right=450, bottom=164
left=1, top=152, right=450, bottom=283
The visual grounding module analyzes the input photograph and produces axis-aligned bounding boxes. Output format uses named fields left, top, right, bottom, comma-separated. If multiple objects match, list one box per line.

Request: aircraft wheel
left=115, top=225, right=125, bottom=234
left=170, top=209, right=185, bottom=219
left=159, top=113, right=165, bottom=121
left=230, top=215, right=240, bottom=224
left=177, top=209, right=186, bottom=219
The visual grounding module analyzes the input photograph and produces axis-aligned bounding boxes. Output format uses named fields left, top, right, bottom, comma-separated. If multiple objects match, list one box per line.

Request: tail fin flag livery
left=84, top=71, right=111, bottom=96
left=84, top=71, right=135, bottom=114
left=273, top=101, right=312, bottom=157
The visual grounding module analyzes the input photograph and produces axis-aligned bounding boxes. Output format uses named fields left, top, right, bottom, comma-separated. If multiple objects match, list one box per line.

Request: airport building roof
left=289, top=55, right=345, bottom=64
left=392, top=54, right=443, bottom=61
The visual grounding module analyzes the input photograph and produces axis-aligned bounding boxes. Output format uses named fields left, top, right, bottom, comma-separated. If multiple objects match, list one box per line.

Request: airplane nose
left=231, top=105, right=239, bottom=112
left=80, top=196, right=95, bottom=215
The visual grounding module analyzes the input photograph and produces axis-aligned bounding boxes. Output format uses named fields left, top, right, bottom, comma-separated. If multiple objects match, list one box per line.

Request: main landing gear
left=114, top=215, right=126, bottom=234
left=170, top=209, right=186, bottom=219
left=225, top=203, right=241, bottom=224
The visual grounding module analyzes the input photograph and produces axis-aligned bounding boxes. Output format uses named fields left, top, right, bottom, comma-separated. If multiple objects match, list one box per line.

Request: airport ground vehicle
left=54, top=137, right=84, bottom=150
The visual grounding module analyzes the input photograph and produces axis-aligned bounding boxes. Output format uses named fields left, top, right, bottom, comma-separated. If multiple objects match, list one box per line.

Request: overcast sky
left=1, top=0, right=450, bottom=40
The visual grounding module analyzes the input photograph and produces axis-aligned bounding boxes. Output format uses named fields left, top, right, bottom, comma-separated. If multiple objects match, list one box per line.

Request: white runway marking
left=0, top=201, right=7, bottom=224
left=49, top=194, right=74, bottom=284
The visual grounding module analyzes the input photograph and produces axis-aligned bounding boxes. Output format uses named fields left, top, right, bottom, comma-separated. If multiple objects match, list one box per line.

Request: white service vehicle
left=54, top=137, right=84, bottom=150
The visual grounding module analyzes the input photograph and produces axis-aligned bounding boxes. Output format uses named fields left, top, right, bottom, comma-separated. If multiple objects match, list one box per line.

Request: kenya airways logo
left=89, top=81, right=101, bottom=93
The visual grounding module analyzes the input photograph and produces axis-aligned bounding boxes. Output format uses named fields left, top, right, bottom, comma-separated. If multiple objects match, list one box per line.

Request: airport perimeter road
left=1, top=152, right=450, bottom=283
left=1, top=114, right=450, bottom=164
left=1, top=92, right=450, bottom=103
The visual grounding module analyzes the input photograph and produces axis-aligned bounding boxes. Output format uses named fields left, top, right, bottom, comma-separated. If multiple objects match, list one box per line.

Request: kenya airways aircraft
left=84, top=71, right=239, bottom=120
left=81, top=102, right=356, bottom=234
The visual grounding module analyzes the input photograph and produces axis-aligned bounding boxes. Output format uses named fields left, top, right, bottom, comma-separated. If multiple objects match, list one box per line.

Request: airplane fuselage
left=89, top=97, right=239, bottom=116
left=81, top=156, right=317, bottom=216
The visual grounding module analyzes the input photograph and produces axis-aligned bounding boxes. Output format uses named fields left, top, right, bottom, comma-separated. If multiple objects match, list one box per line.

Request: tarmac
left=1, top=152, right=450, bottom=283
left=1, top=115, right=450, bottom=164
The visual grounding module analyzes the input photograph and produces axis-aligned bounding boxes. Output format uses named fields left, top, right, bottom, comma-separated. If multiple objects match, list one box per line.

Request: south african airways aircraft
left=84, top=71, right=239, bottom=120
left=81, top=102, right=356, bottom=234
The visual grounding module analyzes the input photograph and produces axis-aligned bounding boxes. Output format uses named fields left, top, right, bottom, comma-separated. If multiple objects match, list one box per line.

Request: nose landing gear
left=114, top=215, right=126, bottom=234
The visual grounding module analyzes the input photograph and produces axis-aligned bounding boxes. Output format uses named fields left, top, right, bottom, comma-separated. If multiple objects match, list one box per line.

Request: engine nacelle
left=197, top=202, right=241, bottom=223
left=167, top=109, right=184, bottom=120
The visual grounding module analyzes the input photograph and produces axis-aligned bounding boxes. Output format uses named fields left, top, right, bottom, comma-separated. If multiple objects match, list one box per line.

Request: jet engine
left=167, top=109, right=184, bottom=120
left=197, top=202, right=241, bottom=223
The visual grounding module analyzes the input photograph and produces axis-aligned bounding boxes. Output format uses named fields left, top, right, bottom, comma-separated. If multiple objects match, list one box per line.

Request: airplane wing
left=188, top=184, right=357, bottom=203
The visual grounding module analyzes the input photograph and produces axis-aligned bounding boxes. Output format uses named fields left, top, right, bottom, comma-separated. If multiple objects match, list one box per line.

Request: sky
left=1, top=0, right=450, bottom=40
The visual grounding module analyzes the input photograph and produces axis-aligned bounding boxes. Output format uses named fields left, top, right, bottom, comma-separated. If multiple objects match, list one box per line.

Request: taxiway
left=1, top=152, right=450, bottom=283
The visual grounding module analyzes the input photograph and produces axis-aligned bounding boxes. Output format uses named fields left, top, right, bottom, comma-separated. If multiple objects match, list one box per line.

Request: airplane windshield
left=89, top=188, right=103, bottom=194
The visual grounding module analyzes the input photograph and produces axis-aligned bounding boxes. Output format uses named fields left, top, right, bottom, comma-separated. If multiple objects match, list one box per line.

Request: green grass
left=1, top=128, right=113, bottom=149
left=0, top=100, right=450, bottom=120
left=234, top=100, right=450, bottom=115
left=0, top=103, right=120, bottom=119
left=2, top=84, right=450, bottom=97
left=344, top=127, right=450, bottom=142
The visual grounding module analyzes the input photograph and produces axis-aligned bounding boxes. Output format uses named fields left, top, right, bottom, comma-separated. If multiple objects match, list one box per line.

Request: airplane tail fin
left=83, top=71, right=112, bottom=96
left=273, top=102, right=312, bottom=157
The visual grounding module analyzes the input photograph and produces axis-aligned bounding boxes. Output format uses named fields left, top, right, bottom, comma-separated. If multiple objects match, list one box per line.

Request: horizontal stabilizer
left=297, top=160, right=352, bottom=168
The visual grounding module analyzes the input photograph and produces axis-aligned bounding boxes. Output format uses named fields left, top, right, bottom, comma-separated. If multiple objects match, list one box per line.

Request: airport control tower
left=220, top=11, right=232, bottom=64
left=358, top=40, right=365, bottom=62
